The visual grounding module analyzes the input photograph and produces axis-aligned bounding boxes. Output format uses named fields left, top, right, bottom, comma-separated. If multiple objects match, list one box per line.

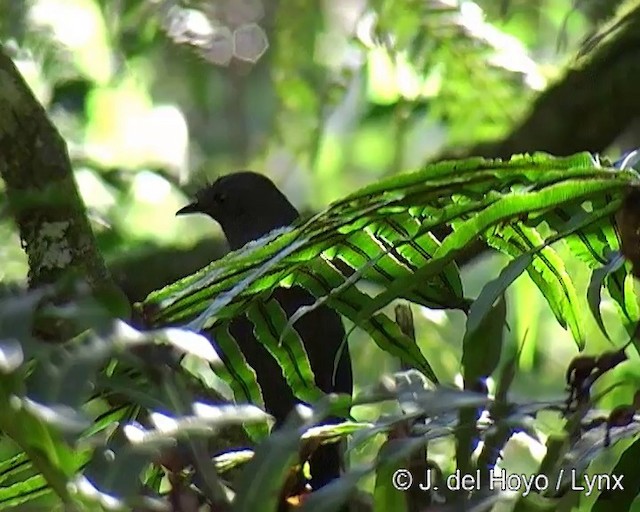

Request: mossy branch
left=439, top=0, right=640, bottom=160
left=0, top=45, right=129, bottom=326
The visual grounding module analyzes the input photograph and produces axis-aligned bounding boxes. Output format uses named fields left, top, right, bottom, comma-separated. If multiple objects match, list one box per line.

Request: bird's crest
left=188, top=175, right=221, bottom=202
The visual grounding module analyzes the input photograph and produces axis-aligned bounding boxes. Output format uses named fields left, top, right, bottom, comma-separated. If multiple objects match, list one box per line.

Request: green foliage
left=4, top=1, right=640, bottom=511
left=143, top=152, right=637, bottom=349
left=3, top=152, right=640, bottom=510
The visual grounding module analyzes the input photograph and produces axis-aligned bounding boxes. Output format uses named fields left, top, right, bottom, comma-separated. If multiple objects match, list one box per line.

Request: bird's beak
left=176, top=201, right=201, bottom=216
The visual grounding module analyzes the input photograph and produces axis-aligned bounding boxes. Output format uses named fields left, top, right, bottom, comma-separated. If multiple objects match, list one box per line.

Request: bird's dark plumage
left=177, top=172, right=299, bottom=250
left=177, top=171, right=352, bottom=495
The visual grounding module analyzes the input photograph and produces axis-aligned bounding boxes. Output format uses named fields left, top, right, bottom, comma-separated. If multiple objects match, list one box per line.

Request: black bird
left=177, top=171, right=353, bottom=494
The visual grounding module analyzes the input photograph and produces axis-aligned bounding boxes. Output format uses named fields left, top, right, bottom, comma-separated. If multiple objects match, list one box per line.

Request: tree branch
left=0, top=45, right=129, bottom=325
left=438, top=1, right=640, bottom=160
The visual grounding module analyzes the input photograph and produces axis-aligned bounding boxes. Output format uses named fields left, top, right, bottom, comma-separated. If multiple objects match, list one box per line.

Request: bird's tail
left=308, top=441, right=342, bottom=490
left=308, top=440, right=351, bottom=511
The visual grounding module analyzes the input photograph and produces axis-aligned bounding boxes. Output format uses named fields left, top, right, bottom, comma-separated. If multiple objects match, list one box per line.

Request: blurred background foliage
left=2, top=0, right=640, bottom=508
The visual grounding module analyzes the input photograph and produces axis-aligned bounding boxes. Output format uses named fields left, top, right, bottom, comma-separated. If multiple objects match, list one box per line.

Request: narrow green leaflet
left=553, top=212, right=611, bottom=268
left=338, top=152, right=598, bottom=203
left=189, top=238, right=311, bottom=331
left=487, top=223, right=586, bottom=348
left=358, top=177, right=630, bottom=322
left=548, top=198, right=640, bottom=332
left=246, top=300, right=323, bottom=405
left=613, top=268, right=640, bottom=329
left=469, top=199, right=622, bottom=337
left=462, top=296, right=507, bottom=384
left=143, top=154, right=632, bottom=328
left=467, top=254, right=533, bottom=334
left=334, top=229, right=463, bottom=309
left=0, top=475, right=49, bottom=510
left=364, top=215, right=464, bottom=306
left=139, top=154, right=638, bottom=395
left=209, top=324, right=269, bottom=440
left=293, top=260, right=439, bottom=382
left=0, top=453, right=31, bottom=487
left=587, top=256, right=624, bottom=340
left=0, top=391, right=79, bottom=505
left=599, top=214, right=640, bottom=330
left=145, top=232, right=315, bottom=327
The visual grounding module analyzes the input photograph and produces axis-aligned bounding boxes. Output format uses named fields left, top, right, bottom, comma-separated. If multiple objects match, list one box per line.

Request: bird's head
left=176, top=171, right=299, bottom=249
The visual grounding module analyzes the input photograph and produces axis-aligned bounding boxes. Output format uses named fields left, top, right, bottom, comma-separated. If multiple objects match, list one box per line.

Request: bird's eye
left=213, top=192, right=226, bottom=203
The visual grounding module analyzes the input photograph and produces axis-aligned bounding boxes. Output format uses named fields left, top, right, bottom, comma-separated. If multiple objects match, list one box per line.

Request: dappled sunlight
left=1, top=1, right=638, bottom=510
left=29, top=0, right=113, bottom=84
